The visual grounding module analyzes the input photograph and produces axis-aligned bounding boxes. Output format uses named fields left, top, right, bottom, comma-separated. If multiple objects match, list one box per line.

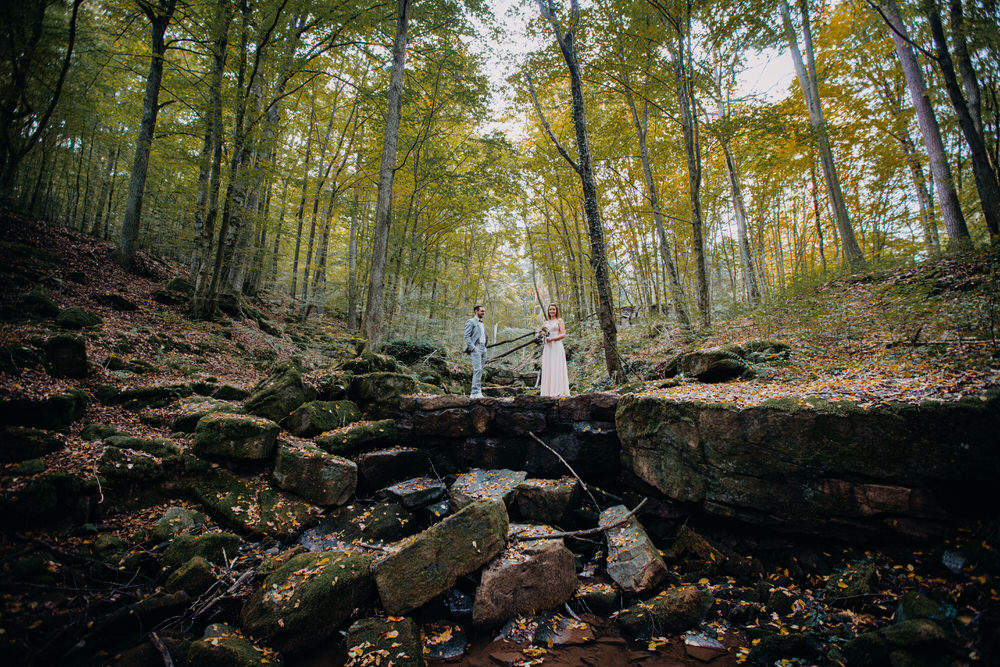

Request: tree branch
left=524, top=73, right=581, bottom=174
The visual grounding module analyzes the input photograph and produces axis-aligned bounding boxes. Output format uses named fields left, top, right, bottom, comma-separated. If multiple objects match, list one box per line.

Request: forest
left=4, top=0, right=998, bottom=363
left=2, top=0, right=1000, bottom=665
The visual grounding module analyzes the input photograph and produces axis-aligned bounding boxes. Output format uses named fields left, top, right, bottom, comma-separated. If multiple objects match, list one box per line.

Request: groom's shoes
left=469, top=392, right=485, bottom=399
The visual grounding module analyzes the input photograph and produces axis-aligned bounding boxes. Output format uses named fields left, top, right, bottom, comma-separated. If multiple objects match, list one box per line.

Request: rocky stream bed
left=2, top=351, right=999, bottom=666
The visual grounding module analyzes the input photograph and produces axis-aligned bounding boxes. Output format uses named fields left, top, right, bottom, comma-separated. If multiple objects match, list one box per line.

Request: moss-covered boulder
left=349, top=372, right=417, bottom=409
left=272, top=442, right=357, bottom=506
left=600, top=504, right=668, bottom=594
left=162, top=532, right=241, bottom=570
left=358, top=448, right=431, bottom=489
left=0, top=388, right=87, bottom=429
left=515, top=477, right=580, bottom=523
left=188, top=625, right=266, bottom=667
left=314, top=371, right=354, bottom=401
left=56, top=306, right=102, bottom=329
left=97, top=446, right=165, bottom=487
left=243, top=360, right=314, bottom=422
left=894, top=591, right=944, bottom=623
left=616, top=586, right=715, bottom=639
left=678, top=348, right=751, bottom=382
left=103, top=435, right=180, bottom=457
left=372, top=499, right=509, bottom=615
left=43, top=334, right=89, bottom=378
left=150, top=506, right=207, bottom=543
left=170, top=396, right=238, bottom=433
left=0, top=426, right=63, bottom=463
left=616, top=391, right=1000, bottom=539
left=165, top=555, right=216, bottom=595
left=193, top=413, right=279, bottom=461
left=450, top=469, right=527, bottom=512
left=315, top=419, right=397, bottom=457
left=842, top=619, right=950, bottom=666
left=0, top=470, right=97, bottom=527
left=346, top=617, right=423, bottom=667
left=20, top=289, right=60, bottom=318
left=80, top=423, right=123, bottom=440
left=285, top=400, right=361, bottom=438
left=299, top=501, right=419, bottom=551
left=241, top=550, right=376, bottom=655
left=192, top=471, right=323, bottom=539
left=342, top=352, right=400, bottom=374
left=825, top=561, right=877, bottom=601
left=96, top=383, right=193, bottom=409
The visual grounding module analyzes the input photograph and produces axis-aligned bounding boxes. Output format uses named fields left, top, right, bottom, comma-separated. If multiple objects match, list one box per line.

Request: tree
left=877, top=0, right=969, bottom=248
left=778, top=0, right=864, bottom=266
left=117, top=0, right=178, bottom=269
left=0, top=0, right=83, bottom=204
left=529, top=0, right=622, bottom=382
left=363, top=0, right=411, bottom=350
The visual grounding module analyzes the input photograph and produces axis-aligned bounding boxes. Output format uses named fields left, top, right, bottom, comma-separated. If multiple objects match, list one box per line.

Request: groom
left=463, top=305, right=488, bottom=399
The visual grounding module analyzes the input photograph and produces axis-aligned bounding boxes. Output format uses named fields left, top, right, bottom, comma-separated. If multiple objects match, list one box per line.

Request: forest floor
left=1, top=214, right=999, bottom=666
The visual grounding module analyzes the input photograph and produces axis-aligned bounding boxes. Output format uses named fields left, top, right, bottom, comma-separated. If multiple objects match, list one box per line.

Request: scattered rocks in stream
left=600, top=504, right=670, bottom=594
left=449, top=468, right=528, bottom=511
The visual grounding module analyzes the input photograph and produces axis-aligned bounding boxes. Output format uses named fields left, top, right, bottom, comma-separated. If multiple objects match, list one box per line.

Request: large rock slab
left=372, top=499, right=509, bottom=615
left=515, top=477, right=580, bottom=523
left=193, top=413, right=279, bottom=461
left=382, top=477, right=447, bottom=509
left=358, top=447, right=430, bottom=489
left=449, top=468, right=527, bottom=512
left=272, top=441, right=357, bottom=506
left=1, top=426, right=63, bottom=462
left=43, top=334, right=89, bottom=378
left=617, top=393, right=1000, bottom=538
left=0, top=389, right=88, bottom=429
left=193, top=471, right=323, bottom=539
left=472, top=524, right=578, bottom=626
left=241, top=550, right=375, bottom=655
left=314, top=419, right=397, bottom=457
left=285, top=400, right=361, bottom=438
left=243, top=360, right=314, bottom=421
left=299, top=501, right=417, bottom=551
left=616, top=586, right=714, bottom=639
left=170, top=396, right=237, bottom=433
left=349, top=372, right=417, bottom=410
left=600, top=504, right=668, bottom=594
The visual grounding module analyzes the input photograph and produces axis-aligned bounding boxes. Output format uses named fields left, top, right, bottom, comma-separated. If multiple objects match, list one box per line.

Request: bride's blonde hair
left=546, top=303, right=559, bottom=318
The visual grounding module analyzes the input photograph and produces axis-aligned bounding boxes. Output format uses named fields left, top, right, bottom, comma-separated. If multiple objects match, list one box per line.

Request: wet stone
left=422, top=621, right=468, bottom=661
left=170, top=396, right=237, bottom=433
left=515, top=476, right=580, bottom=523
left=472, top=524, right=578, bottom=626
left=314, top=419, right=397, bottom=457
left=532, top=612, right=596, bottom=647
left=358, top=447, right=431, bottom=489
left=574, top=582, right=620, bottom=614
left=193, top=471, right=323, bottom=539
left=299, top=501, right=417, bottom=551
left=272, top=441, right=357, bottom=507
left=600, top=504, right=669, bottom=594
left=382, top=476, right=447, bottom=509
left=150, top=506, right=206, bottom=542
left=372, top=499, right=509, bottom=615
left=346, top=616, right=422, bottom=667
left=450, top=468, right=528, bottom=512
left=423, top=500, right=451, bottom=524
left=285, top=399, right=361, bottom=438
left=684, top=632, right=728, bottom=662
left=616, top=586, right=715, bottom=640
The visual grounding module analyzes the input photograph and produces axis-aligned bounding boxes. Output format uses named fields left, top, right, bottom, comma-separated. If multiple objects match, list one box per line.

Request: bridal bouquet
left=535, top=326, right=549, bottom=344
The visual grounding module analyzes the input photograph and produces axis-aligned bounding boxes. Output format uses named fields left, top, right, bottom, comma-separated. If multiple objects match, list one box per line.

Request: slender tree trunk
left=881, top=0, right=969, bottom=248
left=780, top=0, right=863, bottom=265
left=269, top=176, right=289, bottom=285
left=922, top=0, right=1000, bottom=240
left=290, top=100, right=316, bottom=300
left=532, top=0, right=621, bottom=380
left=346, top=187, right=363, bottom=331
left=622, top=84, right=693, bottom=330
left=719, top=130, right=761, bottom=300
left=117, top=0, right=177, bottom=269
left=363, top=0, right=410, bottom=350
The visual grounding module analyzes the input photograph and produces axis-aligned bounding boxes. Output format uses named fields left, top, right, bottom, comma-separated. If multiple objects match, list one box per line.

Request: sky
left=467, top=0, right=795, bottom=140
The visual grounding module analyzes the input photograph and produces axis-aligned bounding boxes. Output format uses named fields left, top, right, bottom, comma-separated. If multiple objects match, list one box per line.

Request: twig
left=527, top=431, right=602, bottom=512
left=511, top=498, right=648, bottom=542
left=93, top=458, right=104, bottom=504
left=564, top=602, right=582, bottom=622
left=148, top=632, right=174, bottom=667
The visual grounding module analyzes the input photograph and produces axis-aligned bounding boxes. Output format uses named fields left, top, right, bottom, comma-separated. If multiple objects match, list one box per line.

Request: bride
left=540, top=303, right=571, bottom=397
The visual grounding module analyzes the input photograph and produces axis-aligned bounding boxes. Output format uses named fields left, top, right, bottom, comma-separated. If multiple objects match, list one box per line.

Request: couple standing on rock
left=463, top=304, right=570, bottom=399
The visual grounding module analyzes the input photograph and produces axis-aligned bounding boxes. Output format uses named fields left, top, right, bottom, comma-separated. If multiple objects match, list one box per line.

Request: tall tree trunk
left=290, top=100, right=317, bottom=300
left=921, top=0, right=1000, bottom=240
left=622, top=83, right=693, bottom=330
left=363, top=0, right=410, bottom=350
left=531, top=0, right=621, bottom=381
left=117, top=0, right=177, bottom=269
left=880, top=0, right=969, bottom=248
left=810, top=160, right=827, bottom=271
left=779, top=0, right=863, bottom=265
left=269, top=176, right=289, bottom=285
left=346, top=187, right=363, bottom=331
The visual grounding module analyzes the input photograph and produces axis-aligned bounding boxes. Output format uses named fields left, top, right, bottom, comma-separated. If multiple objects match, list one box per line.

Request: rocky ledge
left=617, top=391, right=1000, bottom=539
